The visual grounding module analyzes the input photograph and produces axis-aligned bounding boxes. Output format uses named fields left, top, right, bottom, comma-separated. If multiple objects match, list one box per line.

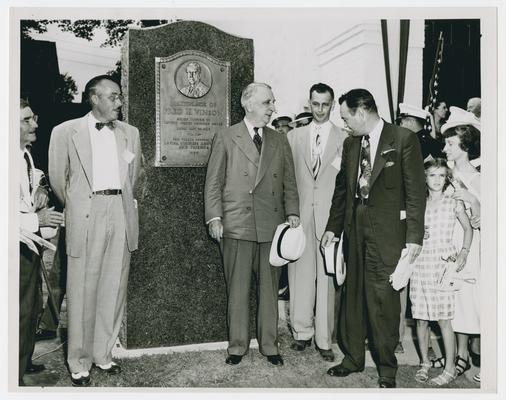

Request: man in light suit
left=287, top=83, right=347, bottom=361
left=321, top=89, right=425, bottom=388
left=19, top=99, right=64, bottom=385
left=205, top=82, right=300, bottom=366
left=49, top=75, right=142, bottom=386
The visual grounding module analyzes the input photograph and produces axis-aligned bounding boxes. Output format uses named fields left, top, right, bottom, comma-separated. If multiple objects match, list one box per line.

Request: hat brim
left=269, top=223, right=306, bottom=267
left=269, top=223, right=291, bottom=267
left=323, top=236, right=346, bottom=285
left=441, top=120, right=481, bottom=134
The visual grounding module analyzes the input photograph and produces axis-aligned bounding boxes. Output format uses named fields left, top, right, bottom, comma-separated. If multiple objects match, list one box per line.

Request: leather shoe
left=35, top=329, right=57, bottom=341
left=225, top=355, right=243, bottom=365
left=71, top=372, right=91, bottom=387
left=327, top=363, right=363, bottom=377
left=290, top=338, right=312, bottom=351
left=26, top=362, right=46, bottom=374
left=316, top=346, right=335, bottom=362
left=266, top=355, right=284, bottom=366
left=95, top=362, right=122, bottom=375
left=378, top=378, right=396, bottom=388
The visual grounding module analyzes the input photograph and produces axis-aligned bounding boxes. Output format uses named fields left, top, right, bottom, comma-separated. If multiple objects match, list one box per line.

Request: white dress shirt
left=365, top=118, right=384, bottom=169
left=243, top=117, right=263, bottom=140
left=88, top=113, right=122, bottom=191
left=356, top=119, right=384, bottom=198
left=310, top=120, right=332, bottom=158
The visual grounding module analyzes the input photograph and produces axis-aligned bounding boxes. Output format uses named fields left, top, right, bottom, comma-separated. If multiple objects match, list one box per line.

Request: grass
left=26, top=322, right=479, bottom=390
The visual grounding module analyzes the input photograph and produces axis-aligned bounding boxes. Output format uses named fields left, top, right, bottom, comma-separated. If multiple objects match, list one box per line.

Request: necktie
left=357, top=135, right=372, bottom=199
left=253, top=127, right=262, bottom=154
left=24, top=152, right=33, bottom=194
left=95, top=121, right=116, bottom=130
left=312, top=127, right=322, bottom=180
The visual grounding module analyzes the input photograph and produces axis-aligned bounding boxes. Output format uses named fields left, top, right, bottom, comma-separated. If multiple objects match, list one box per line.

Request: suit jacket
left=287, top=122, right=348, bottom=240
left=205, top=121, right=299, bottom=243
left=181, top=81, right=210, bottom=98
left=48, top=115, right=142, bottom=257
left=326, top=121, right=425, bottom=265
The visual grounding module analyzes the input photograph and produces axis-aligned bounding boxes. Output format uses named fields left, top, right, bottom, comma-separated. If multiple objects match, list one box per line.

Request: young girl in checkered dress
left=410, top=158, right=473, bottom=386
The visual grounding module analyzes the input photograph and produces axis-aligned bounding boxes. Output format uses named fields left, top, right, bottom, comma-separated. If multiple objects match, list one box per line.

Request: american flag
left=425, top=31, right=444, bottom=131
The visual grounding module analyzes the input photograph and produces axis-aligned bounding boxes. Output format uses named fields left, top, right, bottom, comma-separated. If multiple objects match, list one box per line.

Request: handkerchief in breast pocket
left=123, top=149, right=135, bottom=164
left=331, top=156, right=342, bottom=170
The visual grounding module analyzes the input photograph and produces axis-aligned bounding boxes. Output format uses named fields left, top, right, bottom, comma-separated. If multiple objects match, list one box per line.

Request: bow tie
left=95, top=121, right=115, bottom=130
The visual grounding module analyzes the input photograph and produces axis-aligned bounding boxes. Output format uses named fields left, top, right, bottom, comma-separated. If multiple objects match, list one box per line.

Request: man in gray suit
left=49, top=75, right=142, bottom=386
left=287, top=83, right=347, bottom=361
left=205, top=82, right=300, bottom=366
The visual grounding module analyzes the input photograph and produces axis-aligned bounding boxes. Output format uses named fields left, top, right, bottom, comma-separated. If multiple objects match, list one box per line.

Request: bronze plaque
left=155, top=51, right=231, bottom=167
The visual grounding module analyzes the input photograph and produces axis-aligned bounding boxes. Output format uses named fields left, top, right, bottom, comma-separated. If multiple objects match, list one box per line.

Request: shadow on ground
left=25, top=321, right=479, bottom=389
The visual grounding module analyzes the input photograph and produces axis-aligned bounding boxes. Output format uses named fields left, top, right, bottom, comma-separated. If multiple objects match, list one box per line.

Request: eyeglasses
left=21, top=114, right=38, bottom=124
left=104, top=93, right=124, bottom=102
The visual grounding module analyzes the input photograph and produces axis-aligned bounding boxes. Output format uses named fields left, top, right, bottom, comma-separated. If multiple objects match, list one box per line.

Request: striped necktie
left=312, top=126, right=322, bottom=180
left=253, top=127, right=262, bottom=154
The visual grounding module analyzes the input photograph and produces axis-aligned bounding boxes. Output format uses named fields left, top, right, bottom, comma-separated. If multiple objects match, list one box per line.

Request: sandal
left=455, top=355, right=471, bottom=376
left=430, top=357, right=445, bottom=369
left=429, top=370, right=456, bottom=386
left=415, top=362, right=431, bottom=383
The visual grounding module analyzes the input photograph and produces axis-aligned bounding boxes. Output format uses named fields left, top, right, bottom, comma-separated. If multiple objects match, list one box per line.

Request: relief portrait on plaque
left=177, top=60, right=212, bottom=98
left=156, top=51, right=230, bottom=167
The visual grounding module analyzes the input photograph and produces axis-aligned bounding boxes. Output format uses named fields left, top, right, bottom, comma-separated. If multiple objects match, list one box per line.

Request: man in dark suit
left=321, top=89, right=425, bottom=388
left=19, top=99, right=64, bottom=385
left=205, top=82, right=300, bottom=366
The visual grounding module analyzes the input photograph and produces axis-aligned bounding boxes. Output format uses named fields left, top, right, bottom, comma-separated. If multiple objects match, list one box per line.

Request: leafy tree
left=21, top=19, right=170, bottom=47
left=107, top=60, right=122, bottom=83
left=54, top=73, right=79, bottom=103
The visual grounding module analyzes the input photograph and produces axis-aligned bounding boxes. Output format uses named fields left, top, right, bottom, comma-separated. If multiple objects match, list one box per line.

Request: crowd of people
left=19, top=74, right=482, bottom=389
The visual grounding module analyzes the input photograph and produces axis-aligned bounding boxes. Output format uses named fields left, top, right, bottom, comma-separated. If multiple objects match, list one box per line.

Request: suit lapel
left=231, top=121, right=260, bottom=167
left=320, top=125, right=339, bottom=174
left=255, top=128, right=277, bottom=187
left=300, top=125, right=313, bottom=174
left=370, top=123, right=395, bottom=189
left=71, top=117, right=93, bottom=189
left=114, top=124, right=128, bottom=185
left=347, top=136, right=362, bottom=193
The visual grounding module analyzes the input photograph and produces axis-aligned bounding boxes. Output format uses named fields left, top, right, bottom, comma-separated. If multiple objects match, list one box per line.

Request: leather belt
left=93, top=189, right=122, bottom=195
left=354, top=197, right=369, bottom=206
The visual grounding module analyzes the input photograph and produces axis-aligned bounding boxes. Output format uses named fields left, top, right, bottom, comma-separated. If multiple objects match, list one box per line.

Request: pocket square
left=331, top=156, right=342, bottom=170
left=381, top=148, right=396, bottom=156
left=385, top=161, right=395, bottom=167
left=123, top=149, right=135, bottom=163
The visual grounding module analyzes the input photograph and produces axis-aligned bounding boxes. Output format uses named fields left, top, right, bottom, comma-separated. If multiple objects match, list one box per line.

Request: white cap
left=269, top=223, right=306, bottom=267
left=441, top=106, right=481, bottom=134
left=398, top=103, right=430, bottom=120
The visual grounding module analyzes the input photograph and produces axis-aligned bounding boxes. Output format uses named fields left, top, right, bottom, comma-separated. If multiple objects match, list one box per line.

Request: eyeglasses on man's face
left=102, top=93, right=124, bottom=103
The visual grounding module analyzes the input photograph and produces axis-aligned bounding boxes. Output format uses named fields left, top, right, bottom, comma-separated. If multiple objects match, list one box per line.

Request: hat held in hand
left=269, top=223, right=306, bottom=267
left=322, top=234, right=346, bottom=285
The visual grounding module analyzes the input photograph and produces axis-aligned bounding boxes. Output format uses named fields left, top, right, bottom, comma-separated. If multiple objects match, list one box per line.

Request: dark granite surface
left=122, top=21, right=254, bottom=348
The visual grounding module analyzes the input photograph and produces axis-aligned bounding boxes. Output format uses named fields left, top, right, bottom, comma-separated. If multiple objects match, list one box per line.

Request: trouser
left=66, top=195, right=130, bottom=373
left=38, top=227, right=67, bottom=332
left=338, top=203, right=400, bottom=381
left=288, top=218, right=336, bottom=349
left=222, top=238, right=280, bottom=356
left=19, top=243, right=42, bottom=385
